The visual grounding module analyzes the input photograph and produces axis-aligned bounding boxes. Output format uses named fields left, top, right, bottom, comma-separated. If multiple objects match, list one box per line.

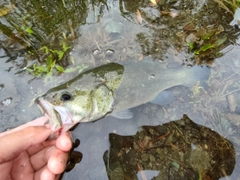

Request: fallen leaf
left=0, top=7, right=11, bottom=17
left=138, top=54, right=143, bottom=61
left=183, top=23, right=196, bottom=31
left=150, top=0, right=157, bottom=5
left=136, top=9, right=142, bottom=24
left=0, top=4, right=14, bottom=17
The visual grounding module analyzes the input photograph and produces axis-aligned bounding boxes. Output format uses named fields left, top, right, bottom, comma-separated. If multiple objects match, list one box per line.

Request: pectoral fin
left=110, top=109, right=133, bottom=119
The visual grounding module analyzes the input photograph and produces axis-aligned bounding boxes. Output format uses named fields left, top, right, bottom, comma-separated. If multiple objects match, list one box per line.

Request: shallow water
left=1, top=0, right=240, bottom=179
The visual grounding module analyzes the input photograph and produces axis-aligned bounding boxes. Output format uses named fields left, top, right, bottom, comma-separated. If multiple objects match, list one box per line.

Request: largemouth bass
left=37, top=59, right=209, bottom=137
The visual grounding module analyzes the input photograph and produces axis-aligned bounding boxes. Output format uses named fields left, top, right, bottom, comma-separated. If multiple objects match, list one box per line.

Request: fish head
left=37, top=84, right=114, bottom=137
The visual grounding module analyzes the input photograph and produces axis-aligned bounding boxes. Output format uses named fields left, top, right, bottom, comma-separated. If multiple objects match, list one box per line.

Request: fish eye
left=61, top=93, right=72, bottom=101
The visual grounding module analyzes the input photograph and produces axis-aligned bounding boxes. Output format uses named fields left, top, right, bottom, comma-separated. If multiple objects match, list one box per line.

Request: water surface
left=1, top=0, right=240, bottom=179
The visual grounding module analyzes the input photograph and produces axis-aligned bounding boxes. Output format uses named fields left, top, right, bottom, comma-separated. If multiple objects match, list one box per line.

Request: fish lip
left=37, top=97, right=73, bottom=126
left=36, top=97, right=54, bottom=118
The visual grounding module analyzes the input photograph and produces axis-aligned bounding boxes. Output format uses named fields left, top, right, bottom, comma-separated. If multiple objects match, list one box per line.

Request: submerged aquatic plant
left=26, top=42, right=71, bottom=76
left=194, top=36, right=227, bottom=55
left=0, top=0, right=88, bottom=76
left=185, top=25, right=227, bottom=65
left=214, top=0, right=240, bottom=14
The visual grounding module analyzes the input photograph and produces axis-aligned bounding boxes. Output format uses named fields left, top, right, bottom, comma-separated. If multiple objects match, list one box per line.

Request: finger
left=11, top=151, right=34, bottom=180
left=0, top=161, right=13, bottom=180
left=55, top=174, right=61, bottom=180
left=48, top=149, right=69, bottom=174
left=34, top=165, right=56, bottom=180
left=30, top=146, right=55, bottom=171
left=0, top=116, right=48, bottom=137
left=27, top=140, right=56, bottom=156
left=30, top=132, right=72, bottom=171
left=0, top=126, right=51, bottom=163
left=56, top=132, right=72, bottom=152
left=30, top=144, right=69, bottom=172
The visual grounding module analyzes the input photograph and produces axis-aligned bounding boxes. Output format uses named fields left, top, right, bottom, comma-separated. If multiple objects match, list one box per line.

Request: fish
left=37, top=58, right=209, bottom=137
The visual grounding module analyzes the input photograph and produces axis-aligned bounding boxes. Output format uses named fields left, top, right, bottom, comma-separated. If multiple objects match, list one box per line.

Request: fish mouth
left=37, top=97, right=73, bottom=129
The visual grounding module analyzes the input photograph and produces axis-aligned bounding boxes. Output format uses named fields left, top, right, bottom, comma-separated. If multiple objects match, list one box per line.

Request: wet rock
left=149, top=154, right=156, bottom=162
left=92, top=49, right=101, bottom=55
left=188, top=145, right=211, bottom=171
left=105, top=49, right=114, bottom=56
left=1, top=97, right=12, bottom=106
left=158, top=0, right=166, bottom=5
left=141, top=7, right=160, bottom=21
left=141, top=153, right=149, bottom=161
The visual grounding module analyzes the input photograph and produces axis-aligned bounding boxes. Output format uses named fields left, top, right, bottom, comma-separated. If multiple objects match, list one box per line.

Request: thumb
left=0, top=126, right=51, bottom=163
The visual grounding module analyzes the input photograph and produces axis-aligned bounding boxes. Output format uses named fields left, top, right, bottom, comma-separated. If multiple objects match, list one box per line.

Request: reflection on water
left=63, top=139, right=82, bottom=173
left=1, top=0, right=240, bottom=180
left=104, top=115, right=235, bottom=180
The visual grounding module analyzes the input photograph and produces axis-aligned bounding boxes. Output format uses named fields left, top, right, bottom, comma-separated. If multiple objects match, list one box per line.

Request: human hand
left=0, top=116, right=72, bottom=180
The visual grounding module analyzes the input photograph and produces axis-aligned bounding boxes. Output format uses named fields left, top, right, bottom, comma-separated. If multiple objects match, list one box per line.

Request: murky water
left=1, top=0, right=240, bottom=179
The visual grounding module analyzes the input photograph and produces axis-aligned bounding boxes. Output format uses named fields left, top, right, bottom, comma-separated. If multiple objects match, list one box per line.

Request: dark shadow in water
left=59, top=139, right=83, bottom=180
left=103, top=115, right=235, bottom=180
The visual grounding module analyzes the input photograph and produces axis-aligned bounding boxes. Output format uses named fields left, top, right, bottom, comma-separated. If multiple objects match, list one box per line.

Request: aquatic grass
left=0, top=0, right=113, bottom=76
left=185, top=25, right=227, bottom=65
left=214, top=0, right=240, bottom=14
left=25, top=39, right=88, bottom=77
left=0, top=0, right=89, bottom=76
